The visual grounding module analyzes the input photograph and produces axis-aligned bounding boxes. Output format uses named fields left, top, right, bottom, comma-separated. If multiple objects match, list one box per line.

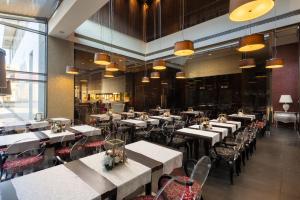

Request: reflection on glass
left=0, top=16, right=46, bottom=121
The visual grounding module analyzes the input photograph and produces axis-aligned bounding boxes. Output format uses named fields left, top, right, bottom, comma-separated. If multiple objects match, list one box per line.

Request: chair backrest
left=190, top=156, right=211, bottom=189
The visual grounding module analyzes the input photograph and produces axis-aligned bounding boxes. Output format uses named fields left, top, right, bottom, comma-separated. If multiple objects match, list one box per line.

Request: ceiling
left=90, top=0, right=229, bottom=42
left=0, top=0, right=62, bottom=19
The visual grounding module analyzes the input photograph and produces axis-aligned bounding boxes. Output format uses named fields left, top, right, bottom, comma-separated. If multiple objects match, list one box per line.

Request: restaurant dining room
left=0, top=0, right=300, bottom=199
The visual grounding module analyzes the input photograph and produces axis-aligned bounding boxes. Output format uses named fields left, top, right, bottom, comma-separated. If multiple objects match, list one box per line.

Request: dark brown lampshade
left=106, top=62, right=119, bottom=72
left=266, top=58, right=284, bottom=69
left=238, top=34, right=265, bottom=52
left=141, top=76, right=150, bottom=83
left=0, top=48, right=6, bottom=88
left=94, top=53, right=111, bottom=65
left=174, top=40, right=195, bottom=56
left=229, top=0, right=275, bottom=22
left=66, top=66, right=79, bottom=75
left=153, top=59, right=166, bottom=70
left=0, top=80, right=11, bottom=96
left=176, top=71, right=186, bottom=79
left=239, top=58, right=256, bottom=69
left=150, top=71, right=160, bottom=79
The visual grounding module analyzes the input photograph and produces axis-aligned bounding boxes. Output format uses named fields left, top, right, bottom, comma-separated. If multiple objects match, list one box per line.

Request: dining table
left=210, top=119, right=242, bottom=129
left=189, top=125, right=228, bottom=140
left=175, top=128, right=220, bottom=157
left=90, top=113, right=122, bottom=121
left=0, top=130, right=76, bottom=153
left=0, top=120, right=49, bottom=132
left=120, top=119, right=159, bottom=142
left=0, top=141, right=183, bottom=200
left=209, top=121, right=237, bottom=134
left=228, top=114, right=256, bottom=125
left=69, top=125, right=102, bottom=137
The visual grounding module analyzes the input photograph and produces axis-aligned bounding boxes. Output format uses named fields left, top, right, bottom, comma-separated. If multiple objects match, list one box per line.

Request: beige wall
left=184, top=53, right=242, bottom=78
left=101, top=75, right=126, bottom=93
left=47, top=36, right=74, bottom=120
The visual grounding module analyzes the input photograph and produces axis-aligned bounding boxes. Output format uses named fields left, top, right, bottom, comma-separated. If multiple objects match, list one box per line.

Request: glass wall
left=0, top=17, right=47, bottom=122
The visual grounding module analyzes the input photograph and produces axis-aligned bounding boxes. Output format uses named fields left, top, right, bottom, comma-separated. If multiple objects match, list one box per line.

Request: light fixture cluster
left=229, top=0, right=283, bottom=69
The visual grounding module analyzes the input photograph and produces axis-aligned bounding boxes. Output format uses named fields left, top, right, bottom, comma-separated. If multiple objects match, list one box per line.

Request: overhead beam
left=48, top=0, right=108, bottom=38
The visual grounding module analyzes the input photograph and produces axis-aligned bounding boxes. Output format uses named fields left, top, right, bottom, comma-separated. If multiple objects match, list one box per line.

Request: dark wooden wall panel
left=90, top=0, right=229, bottom=42
left=272, top=43, right=299, bottom=112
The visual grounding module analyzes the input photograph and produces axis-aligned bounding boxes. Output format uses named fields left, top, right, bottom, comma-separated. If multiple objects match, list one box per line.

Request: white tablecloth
left=70, top=125, right=101, bottom=137
left=121, top=119, right=147, bottom=128
left=189, top=125, right=228, bottom=140
left=28, top=120, right=49, bottom=129
left=181, top=111, right=201, bottom=115
left=49, top=118, right=71, bottom=125
left=11, top=165, right=100, bottom=200
left=41, top=130, right=75, bottom=144
left=0, top=132, right=40, bottom=153
left=126, top=141, right=183, bottom=174
left=80, top=153, right=151, bottom=200
left=176, top=128, right=220, bottom=145
left=229, top=114, right=256, bottom=121
left=0, top=121, right=27, bottom=131
left=150, top=116, right=173, bottom=122
left=209, top=121, right=237, bottom=132
left=90, top=114, right=122, bottom=121
left=210, top=119, right=241, bottom=129
left=121, top=112, right=135, bottom=118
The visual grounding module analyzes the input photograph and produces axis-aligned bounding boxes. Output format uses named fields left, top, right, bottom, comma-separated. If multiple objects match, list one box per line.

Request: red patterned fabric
left=55, top=147, right=71, bottom=157
left=84, top=140, right=105, bottom=149
left=134, top=196, right=155, bottom=200
left=162, top=176, right=201, bottom=200
left=3, top=156, right=43, bottom=172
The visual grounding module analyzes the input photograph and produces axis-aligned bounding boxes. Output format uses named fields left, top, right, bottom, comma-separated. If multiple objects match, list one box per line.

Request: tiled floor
left=203, top=127, right=300, bottom=200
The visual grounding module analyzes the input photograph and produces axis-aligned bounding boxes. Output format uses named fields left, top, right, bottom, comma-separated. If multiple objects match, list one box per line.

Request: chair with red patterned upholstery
left=134, top=156, right=211, bottom=200
left=0, top=142, right=46, bottom=181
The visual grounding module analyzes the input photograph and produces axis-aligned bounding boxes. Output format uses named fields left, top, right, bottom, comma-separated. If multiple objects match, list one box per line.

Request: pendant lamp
left=0, top=48, right=6, bottom=88
left=142, top=76, right=150, bottom=83
left=94, top=53, right=111, bottom=65
left=150, top=71, right=160, bottom=79
left=66, top=66, right=79, bottom=75
left=153, top=59, right=166, bottom=70
left=174, top=0, right=195, bottom=57
left=238, top=33, right=265, bottom=52
left=106, top=62, right=119, bottom=72
left=239, top=58, right=256, bottom=69
left=176, top=71, right=186, bottom=79
left=266, top=58, right=284, bottom=69
left=174, top=40, right=195, bottom=56
left=229, top=0, right=275, bottom=22
left=103, top=71, right=114, bottom=78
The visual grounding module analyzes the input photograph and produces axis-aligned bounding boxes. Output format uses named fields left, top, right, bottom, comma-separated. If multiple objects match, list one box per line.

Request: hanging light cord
left=273, top=4, right=278, bottom=58
left=181, top=0, right=185, bottom=40
left=143, top=3, right=147, bottom=76
left=110, top=0, right=113, bottom=56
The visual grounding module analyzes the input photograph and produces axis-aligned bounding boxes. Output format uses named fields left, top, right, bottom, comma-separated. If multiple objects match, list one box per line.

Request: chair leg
left=242, top=150, right=246, bottom=166
left=229, top=163, right=234, bottom=185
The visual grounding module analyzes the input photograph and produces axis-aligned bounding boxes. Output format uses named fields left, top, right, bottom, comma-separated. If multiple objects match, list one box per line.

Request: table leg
left=145, top=182, right=152, bottom=195
left=194, top=139, right=199, bottom=159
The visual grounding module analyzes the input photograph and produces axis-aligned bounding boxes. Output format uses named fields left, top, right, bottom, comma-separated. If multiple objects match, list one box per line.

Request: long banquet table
left=210, top=119, right=241, bottom=129
left=189, top=125, right=228, bottom=140
left=209, top=121, right=237, bottom=134
left=0, top=130, right=76, bottom=153
left=0, top=141, right=183, bottom=200
left=175, top=128, right=220, bottom=157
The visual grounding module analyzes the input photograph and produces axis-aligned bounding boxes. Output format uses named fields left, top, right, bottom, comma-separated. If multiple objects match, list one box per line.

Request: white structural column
left=48, top=0, right=108, bottom=38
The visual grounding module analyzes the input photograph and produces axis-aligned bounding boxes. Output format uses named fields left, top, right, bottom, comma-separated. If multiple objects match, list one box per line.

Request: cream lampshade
left=279, top=95, right=293, bottom=112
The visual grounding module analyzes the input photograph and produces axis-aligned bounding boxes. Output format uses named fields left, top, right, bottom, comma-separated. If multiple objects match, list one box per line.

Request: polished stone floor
left=203, top=127, right=300, bottom=200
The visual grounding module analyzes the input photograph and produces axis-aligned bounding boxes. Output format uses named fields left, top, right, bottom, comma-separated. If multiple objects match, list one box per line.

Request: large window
left=0, top=17, right=47, bottom=122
